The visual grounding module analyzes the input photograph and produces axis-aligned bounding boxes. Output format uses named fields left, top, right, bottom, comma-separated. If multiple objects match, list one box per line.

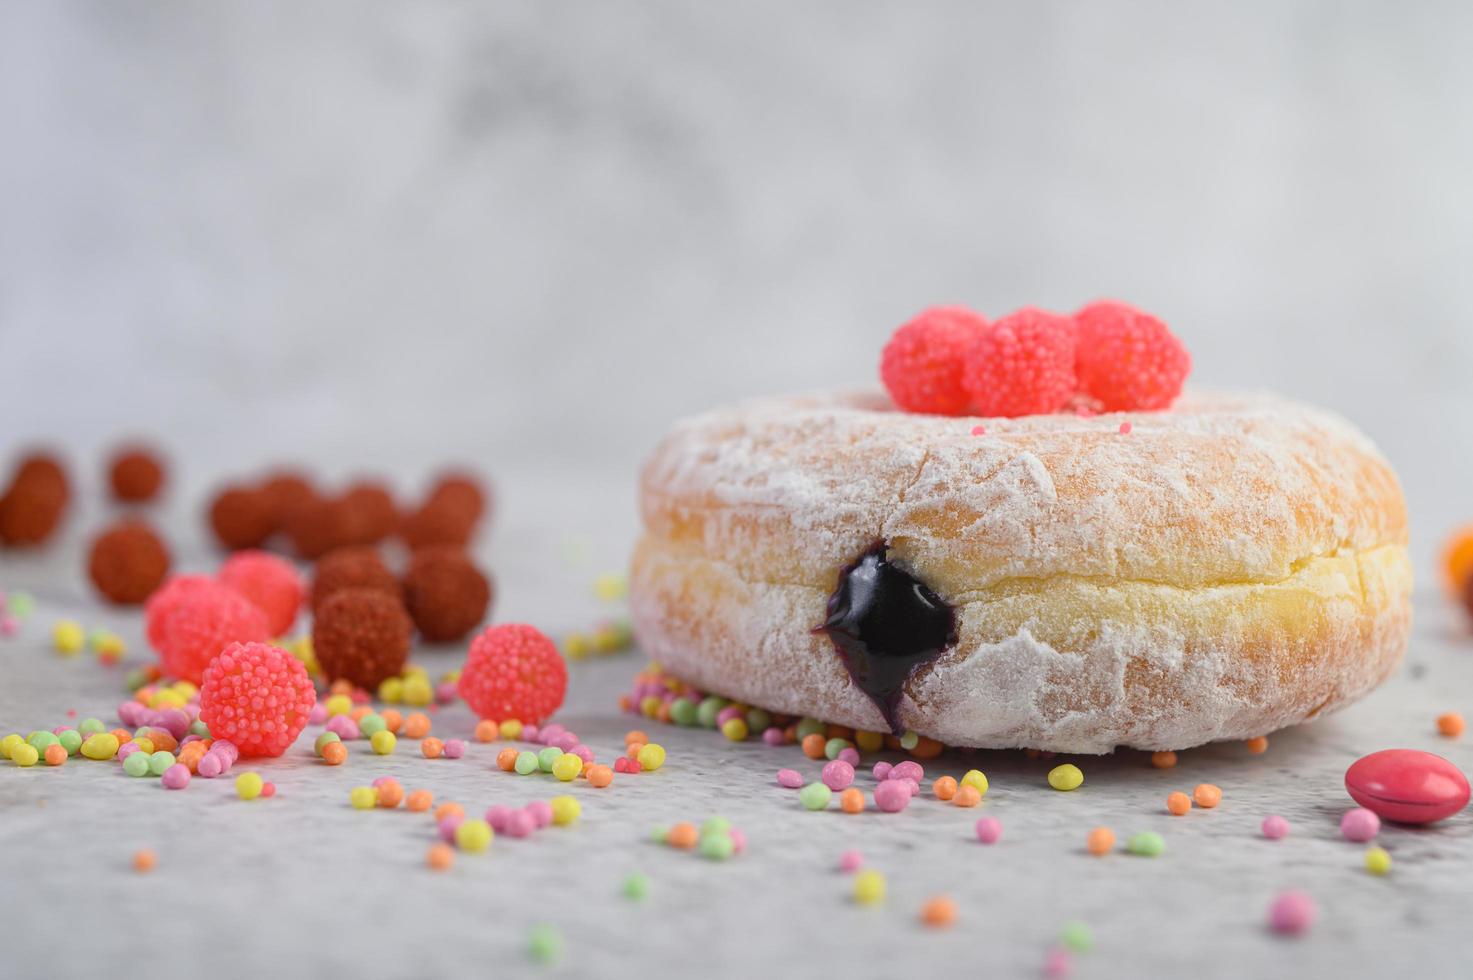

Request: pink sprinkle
left=538, top=724, right=565, bottom=745
left=762, top=727, right=785, bottom=746
left=821, top=760, right=855, bottom=791
left=874, top=780, right=911, bottom=813
left=1043, top=948, right=1073, bottom=978
left=443, top=738, right=466, bottom=759
left=614, top=757, right=630, bottom=773
left=307, top=703, right=328, bottom=725
left=504, top=809, right=536, bottom=838
left=551, top=732, right=578, bottom=752
left=1261, top=815, right=1290, bottom=840
left=1268, top=890, right=1316, bottom=935
left=371, top=776, right=393, bottom=787
left=716, top=706, right=744, bottom=727
left=627, top=758, right=643, bottom=774
left=729, top=828, right=747, bottom=854
left=66, top=709, right=76, bottom=718
left=485, top=805, right=512, bottom=832
left=837, top=747, right=860, bottom=767
left=434, top=681, right=458, bottom=703
left=0, top=615, right=18, bottom=637
left=838, top=849, right=864, bottom=873
left=212, top=740, right=239, bottom=763
left=326, top=715, right=360, bottom=741
left=161, top=764, right=190, bottom=790
left=975, top=817, right=1003, bottom=844
left=776, top=768, right=804, bottom=789
left=569, top=743, right=594, bottom=763
left=521, top=724, right=539, bottom=744
left=1118, top=421, right=1133, bottom=434
left=890, top=760, right=924, bottom=782
left=261, top=782, right=276, bottom=798
left=895, top=777, right=920, bottom=797
left=526, top=800, right=553, bottom=829
left=437, top=815, right=464, bottom=842
left=1340, top=808, right=1380, bottom=842
left=117, top=742, right=143, bottom=762
left=970, top=425, right=987, bottom=436
left=197, top=753, right=223, bottom=778
left=871, top=761, right=893, bottom=781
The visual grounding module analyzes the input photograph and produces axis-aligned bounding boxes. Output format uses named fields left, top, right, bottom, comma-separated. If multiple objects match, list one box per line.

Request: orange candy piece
left=421, top=737, right=444, bottom=759
left=427, top=843, right=454, bottom=871
left=624, top=730, right=648, bottom=747
left=1245, top=737, right=1269, bottom=754
left=321, top=741, right=347, bottom=765
left=932, top=776, right=958, bottom=801
left=406, top=789, right=433, bottom=812
left=1150, top=751, right=1177, bottom=769
left=495, top=747, right=519, bottom=771
left=474, top=719, right=498, bottom=743
left=1437, top=712, right=1466, bottom=737
left=839, top=788, right=865, bottom=813
left=403, top=713, right=432, bottom=739
left=1086, top=827, right=1115, bottom=855
left=1166, top=791, right=1192, bottom=816
left=43, top=744, right=67, bottom=766
left=910, top=736, right=944, bottom=760
left=376, top=780, right=404, bottom=808
left=1441, top=524, right=1473, bottom=597
left=953, top=785, right=981, bottom=808
left=434, top=802, right=464, bottom=822
left=1192, top=783, right=1222, bottom=808
left=586, top=764, right=614, bottom=788
left=920, top=895, right=958, bottom=928
left=380, top=709, right=403, bottom=734
left=132, top=849, right=157, bottom=873
left=800, top=734, right=826, bottom=760
left=666, top=822, right=699, bottom=849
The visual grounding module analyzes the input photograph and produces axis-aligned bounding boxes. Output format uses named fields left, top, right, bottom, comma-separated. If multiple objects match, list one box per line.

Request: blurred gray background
left=3, top=1, right=1470, bottom=573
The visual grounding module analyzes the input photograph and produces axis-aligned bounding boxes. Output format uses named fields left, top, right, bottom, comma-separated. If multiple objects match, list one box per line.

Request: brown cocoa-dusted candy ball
left=0, top=451, right=70, bottom=547
left=338, top=481, right=397, bottom=546
left=284, top=495, right=350, bottom=560
left=398, top=500, right=475, bottom=551
left=208, top=485, right=275, bottom=551
left=311, top=546, right=399, bottom=614
left=311, top=588, right=412, bottom=689
left=402, top=546, right=492, bottom=643
left=88, top=520, right=171, bottom=604
left=259, top=470, right=317, bottom=530
left=426, top=471, right=488, bottom=525
left=108, top=445, right=166, bottom=502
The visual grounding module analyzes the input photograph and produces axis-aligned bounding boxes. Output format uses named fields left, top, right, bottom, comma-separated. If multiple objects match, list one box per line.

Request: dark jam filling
left=815, top=543, right=958, bottom=734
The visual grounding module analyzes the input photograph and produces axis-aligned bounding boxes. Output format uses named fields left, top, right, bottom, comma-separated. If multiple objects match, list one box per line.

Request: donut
left=629, top=390, right=1412, bottom=753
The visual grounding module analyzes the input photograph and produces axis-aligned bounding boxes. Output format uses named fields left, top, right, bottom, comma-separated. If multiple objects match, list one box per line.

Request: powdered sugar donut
left=629, top=390, right=1412, bottom=753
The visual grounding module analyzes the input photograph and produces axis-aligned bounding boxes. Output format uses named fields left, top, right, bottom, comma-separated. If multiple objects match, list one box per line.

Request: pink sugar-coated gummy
left=872, top=761, right=893, bottom=781
left=326, top=715, right=360, bottom=740
left=308, top=703, right=328, bottom=725
left=438, top=816, right=465, bottom=843
left=117, top=742, right=142, bottom=762
left=521, top=725, right=540, bottom=744
left=570, top=744, right=594, bottom=763
left=504, top=809, right=536, bottom=838
left=485, top=805, right=512, bottom=832
left=158, top=709, right=191, bottom=740
left=1268, top=890, right=1316, bottom=935
left=762, top=727, right=785, bottom=746
left=197, top=753, right=224, bottom=778
left=777, top=769, right=804, bottom=789
left=874, top=780, right=912, bottom=813
left=837, top=747, right=861, bottom=767
left=1043, top=948, right=1073, bottom=979
left=975, top=817, right=1003, bottom=844
left=729, top=828, right=746, bottom=854
left=715, top=706, right=744, bottom=727
left=821, top=760, right=855, bottom=792
left=890, top=760, right=924, bottom=782
left=118, top=702, right=145, bottom=727
left=161, top=764, right=190, bottom=789
left=1344, top=749, right=1471, bottom=824
left=1340, top=808, right=1381, bottom=842
left=443, top=739, right=466, bottom=759
left=526, top=800, right=553, bottom=828
left=1261, top=815, right=1291, bottom=840
left=838, top=850, right=864, bottom=873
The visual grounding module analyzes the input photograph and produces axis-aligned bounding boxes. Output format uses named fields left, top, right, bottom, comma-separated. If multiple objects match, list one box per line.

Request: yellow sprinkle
left=960, top=770, right=989, bottom=797
left=853, top=869, right=886, bottom=904
left=1365, top=847, right=1392, bottom=876
left=1047, top=764, right=1084, bottom=792
left=402, top=675, right=433, bottom=707
left=52, top=621, right=85, bottom=655
left=593, top=572, right=628, bottom=602
left=377, top=677, right=404, bottom=704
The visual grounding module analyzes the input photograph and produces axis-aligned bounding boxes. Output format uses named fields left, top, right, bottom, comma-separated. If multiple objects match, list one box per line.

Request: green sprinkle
left=1127, top=831, right=1166, bottom=857
left=799, top=783, right=833, bottom=811
left=8, top=592, right=34, bottom=618
left=745, top=708, right=772, bottom=732
left=78, top=718, right=105, bottom=736
left=701, top=816, right=732, bottom=837
left=189, top=720, right=210, bottom=738
left=899, top=730, right=919, bottom=750
left=27, top=731, right=59, bottom=753
left=823, top=737, right=852, bottom=761
left=314, top=731, right=341, bottom=757
left=649, top=824, right=669, bottom=844
left=1060, top=921, right=1094, bottom=953
left=515, top=750, right=540, bottom=775
left=699, top=832, right=735, bottom=861
left=148, top=751, right=175, bottom=776
left=124, top=668, right=150, bottom=691
left=537, top=746, right=564, bottom=772
left=528, top=923, right=563, bottom=964
left=123, top=752, right=151, bottom=777
left=695, top=697, right=728, bottom=729
left=669, top=698, right=697, bottom=726
left=57, top=730, right=82, bottom=755
left=623, top=871, right=650, bottom=900
left=795, top=717, right=825, bottom=740
left=358, top=713, right=387, bottom=737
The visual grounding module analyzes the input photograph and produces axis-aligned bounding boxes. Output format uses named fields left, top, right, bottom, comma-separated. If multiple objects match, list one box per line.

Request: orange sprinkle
left=1166, top=791, right=1192, bottom=816
left=402, top=713, right=431, bottom=739
left=1150, top=751, right=1178, bottom=769
left=953, top=785, right=981, bottom=808
left=421, top=737, right=444, bottom=759
left=43, top=744, right=67, bottom=766
left=1441, top=524, right=1473, bottom=597
left=625, top=743, right=643, bottom=761
left=434, top=802, right=464, bottom=822
left=801, top=734, right=827, bottom=760
left=586, top=764, right=614, bottom=788
left=330, top=679, right=354, bottom=695
left=110, top=728, right=132, bottom=745
left=376, top=781, right=404, bottom=809
left=427, top=843, right=454, bottom=871
left=624, top=730, right=648, bottom=747
left=1086, top=827, right=1115, bottom=855
left=380, top=709, right=403, bottom=734
left=321, top=741, right=347, bottom=765
left=666, top=822, right=699, bottom=849
left=146, top=729, right=178, bottom=753
left=825, top=723, right=854, bottom=741
left=406, top=789, right=433, bottom=812
left=920, top=895, right=957, bottom=928
left=1437, top=712, right=1466, bottom=737
left=474, top=719, right=498, bottom=742
left=350, top=705, right=373, bottom=723
left=655, top=701, right=673, bottom=724
left=932, top=776, right=958, bottom=801
left=495, top=747, right=519, bottom=772
left=840, top=788, right=865, bottom=813
left=132, top=849, right=157, bottom=873
left=1245, top=737, right=1269, bottom=754
left=1192, top=783, right=1222, bottom=808
left=910, top=736, right=944, bottom=760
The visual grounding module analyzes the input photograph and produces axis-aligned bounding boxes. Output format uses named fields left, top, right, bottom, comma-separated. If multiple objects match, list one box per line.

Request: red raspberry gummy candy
left=218, top=550, right=304, bottom=637
left=1073, top=300, right=1190, bottom=411
left=150, top=580, right=272, bottom=684
left=457, top=624, right=567, bottom=725
left=962, top=307, right=1077, bottom=417
left=198, top=641, right=316, bottom=758
left=880, top=307, right=988, bottom=416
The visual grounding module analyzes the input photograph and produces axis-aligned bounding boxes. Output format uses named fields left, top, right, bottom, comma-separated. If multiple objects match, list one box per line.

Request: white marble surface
left=1, top=482, right=1471, bottom=980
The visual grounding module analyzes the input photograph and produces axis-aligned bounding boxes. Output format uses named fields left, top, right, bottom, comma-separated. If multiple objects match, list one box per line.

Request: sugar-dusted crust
left=629, top=390, right=1412, bottom=753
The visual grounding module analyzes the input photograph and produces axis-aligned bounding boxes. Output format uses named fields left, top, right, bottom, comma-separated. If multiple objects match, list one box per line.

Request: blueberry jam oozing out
left=815, top=543, right=958, bottom=733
